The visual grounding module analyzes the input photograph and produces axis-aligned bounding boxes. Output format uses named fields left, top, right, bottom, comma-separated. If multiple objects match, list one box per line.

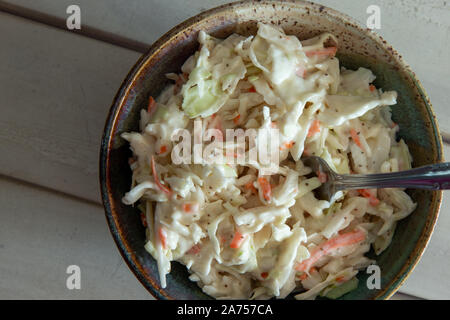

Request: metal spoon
left=302, top=156, right=450, bottom=201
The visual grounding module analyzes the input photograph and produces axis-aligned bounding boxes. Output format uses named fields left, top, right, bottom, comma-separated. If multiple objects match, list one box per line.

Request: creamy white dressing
left=121, top=23, right=416, bottom=300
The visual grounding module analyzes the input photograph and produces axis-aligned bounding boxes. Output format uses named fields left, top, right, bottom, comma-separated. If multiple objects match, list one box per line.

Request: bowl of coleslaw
left=100, top=0, right=443, bottom=300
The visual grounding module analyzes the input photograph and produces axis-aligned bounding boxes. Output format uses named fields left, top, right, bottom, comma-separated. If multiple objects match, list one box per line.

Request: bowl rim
left=100, top=0, right=443, bottom=300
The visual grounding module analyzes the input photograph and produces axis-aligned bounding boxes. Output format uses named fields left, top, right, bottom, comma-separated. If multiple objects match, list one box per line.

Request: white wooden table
left=0, top=0, right=448, bottom=300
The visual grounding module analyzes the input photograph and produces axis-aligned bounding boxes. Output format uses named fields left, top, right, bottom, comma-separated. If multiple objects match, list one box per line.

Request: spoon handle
left=335, top=162, right=450, bottom=191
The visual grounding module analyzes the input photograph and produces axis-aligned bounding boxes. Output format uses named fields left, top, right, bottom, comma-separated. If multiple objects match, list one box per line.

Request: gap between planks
left=0, top=0, right=149, bottom=53
left=0, top=173, right=103, bottom=209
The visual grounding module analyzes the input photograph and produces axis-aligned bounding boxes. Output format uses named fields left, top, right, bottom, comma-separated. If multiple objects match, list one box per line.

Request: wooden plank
left=0, top=176, right=151, bottom=299
left=3, top=0, right=450, bottom=135
left=0, top=13, right=141, bottom=203
left=0, top=0, right=230, bottom=49
left=397, top=145, right=450, bottom=299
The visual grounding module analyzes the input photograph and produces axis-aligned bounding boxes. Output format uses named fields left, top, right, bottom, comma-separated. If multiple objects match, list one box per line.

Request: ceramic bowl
left=100, top=0, right=443, bottom=299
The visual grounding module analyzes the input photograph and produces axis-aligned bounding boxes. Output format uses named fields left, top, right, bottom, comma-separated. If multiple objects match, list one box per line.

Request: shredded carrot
left=159, top=227, right=167, bottom=249
left=151, top=156, right=171, bottom=195
left=244, top=182, right=257, bottom=194
left=295, top=229, right=366, bottom=272
left=157, top=145, right=167, bottom=154
left=350, top=128, right=364, bottom=150
left=285, top=141, right=295, bottom=149
left=128, top=157, right=136, bottom=165
left=358, top=189, right=380, bottom=206
left=316, top=170, right=328, bottom=183
left=233, top=114, right=241, bottom=124
left=369, top=84, right=376, bottom=92
left=336, top=276, right=346, bottom=283
left=140, top=212, right=147, bottom=227
left=258, top=177, right=272, bottom=202
left=188, top=244, right=201, bottom=255
left=230, top=230, right=246, bottom=249
left=261, top=272, right=269, bottom=279
left=182, top=202, right=199, bottom=213
left=280, top=141, right=295, bottom=150
left=305, top=47, right=337, bottom=58
left=148, top=96, right=157, bottom=114
left=307, top=120, right=321, bottom=137
left=358, top=189, right=372, bottom=198
left=248, top=86, right=257, bottom=93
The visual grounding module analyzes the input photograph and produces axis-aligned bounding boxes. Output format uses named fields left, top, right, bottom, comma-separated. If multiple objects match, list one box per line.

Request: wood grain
left=0, top=13, right=140, bottom=203
left=0, top=176, right=151, bottom=299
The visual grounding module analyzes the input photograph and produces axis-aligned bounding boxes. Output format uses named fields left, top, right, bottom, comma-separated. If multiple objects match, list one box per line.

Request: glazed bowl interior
left=100, top=0, right=443, bottom=300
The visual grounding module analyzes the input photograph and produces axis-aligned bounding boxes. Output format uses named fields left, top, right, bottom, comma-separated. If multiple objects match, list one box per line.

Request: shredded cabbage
left=121, top=23, right=416, bottom=300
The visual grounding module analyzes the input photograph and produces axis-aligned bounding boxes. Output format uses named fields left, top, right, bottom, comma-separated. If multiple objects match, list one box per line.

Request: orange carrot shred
left=159, top=227, right=167, bottom=249
left=369, top=84, right=376, bottom=92
left=261, top=272, right=269, bottom=279
left=151, top=156, right=171, bottom=195
left=307, top=120, right=321, bottom=137
left=350, top=128, right=364, bottom=150
left=248, top=86, right=257, bottom=93
left=230, top=230, right=246, bottom=249
left=305, top=47, right=337, bottom=58
left=258, top=177, right=272, bottom=202
left=182, top=202, right=199, bottom=213
left=157, top=145, right=167, bottom=154
left=244, top=182, right=257, bottom=194
left=233, top=114, right=241, bottom=124
left=358, top=189, right=379, bottom=206
left=148, top=96, right=157, bottom=114
left=284, top=141, right=295, bottom=149
left=295, top=230, right=366, bottom=272
left=280, top=141, right=295, bottom=150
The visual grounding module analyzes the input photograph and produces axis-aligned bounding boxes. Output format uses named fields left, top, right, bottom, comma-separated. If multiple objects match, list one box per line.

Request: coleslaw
left=121, top=23, right=416, bottom=300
